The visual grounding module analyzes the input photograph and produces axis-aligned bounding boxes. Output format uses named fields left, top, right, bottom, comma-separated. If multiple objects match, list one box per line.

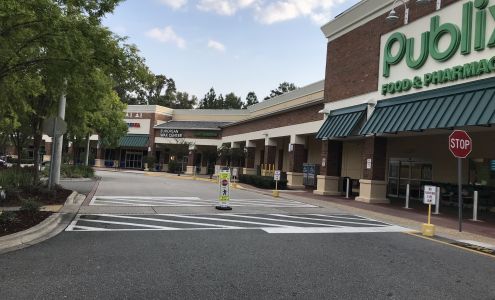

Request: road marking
left=161, top=214, right=295, bottom=227
left=96, top=214, right=242, bottom=228
left=271, top=214, right=389, bottom=227
left=221, top=214, right=342, bottom=227
left=263, top=226, right=409, bottom=234
left=66, top=213, right=410, bottom=234
left=89, top=195, right=316, bottom=208
left=77, top=218, right=179, bottom=230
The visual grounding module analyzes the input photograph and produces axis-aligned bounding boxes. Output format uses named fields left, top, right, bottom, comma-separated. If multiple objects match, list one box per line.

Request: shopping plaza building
left=37, top=0, right=495, bottom=207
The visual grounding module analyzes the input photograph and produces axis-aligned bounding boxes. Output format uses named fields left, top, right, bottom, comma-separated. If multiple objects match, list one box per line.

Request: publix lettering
left=382, top=0, right=495, bottom=95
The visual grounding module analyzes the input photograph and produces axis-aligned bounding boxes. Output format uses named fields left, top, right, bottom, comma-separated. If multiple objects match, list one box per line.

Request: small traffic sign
left=42, top=116, right=67, bottom=137
left=216, top=171, right=232, bottom=210
left=423, top=185, right=438, bottom=205
left=449, top=130, right=472, bottom=158
left=274, top=170, right=281, bottom=181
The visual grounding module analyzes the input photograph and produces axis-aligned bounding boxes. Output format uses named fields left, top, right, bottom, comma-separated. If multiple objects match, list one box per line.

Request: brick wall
left=222, top=104, right=324, bottom=137
left=325, top=0, right=459, bottom=102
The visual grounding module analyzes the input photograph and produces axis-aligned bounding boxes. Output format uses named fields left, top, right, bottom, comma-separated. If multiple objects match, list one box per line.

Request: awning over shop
left=360, top=77, right=495, bottom=135
left=316, top=104, right=367, bottom=139
left=118, top=134, right=149, bottom=148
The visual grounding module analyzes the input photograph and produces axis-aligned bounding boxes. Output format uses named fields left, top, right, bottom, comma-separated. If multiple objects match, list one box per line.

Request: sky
left=102, top=0, right=360, bottom=102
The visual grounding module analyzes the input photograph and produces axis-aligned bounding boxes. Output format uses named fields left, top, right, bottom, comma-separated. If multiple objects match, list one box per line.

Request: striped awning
left=119, top=134, right=149, bottom=148
left=316, top=104, right=367, bottom=139
left=360, top=77, right=495, bottom=135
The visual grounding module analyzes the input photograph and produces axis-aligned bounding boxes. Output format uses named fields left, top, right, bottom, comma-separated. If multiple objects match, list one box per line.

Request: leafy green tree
left=174, top=92, right=197, bottom=109
left=224, top=92, right=242, bottom=109
left=243, top=92, right=258, bottom=109
left=264, top=82, right=297, bottom=100
left=198, top=87, right=217, bottom=109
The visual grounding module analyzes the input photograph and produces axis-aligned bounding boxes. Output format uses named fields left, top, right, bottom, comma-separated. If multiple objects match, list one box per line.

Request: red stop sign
left=449, top=130, right=472, bottom=158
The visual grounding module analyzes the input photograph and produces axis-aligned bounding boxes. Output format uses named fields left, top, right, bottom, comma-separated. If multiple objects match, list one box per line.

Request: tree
left=198, top=88, right=217, bottom=109
left=243, top=92, right=258, bottom=109
left=174, top=92, right=197, bottom=109
left=224, top=92, right=242, bottom=109
left=0, top=0, right=139, bottom=181
left=264, top=82, right=297, bottom=100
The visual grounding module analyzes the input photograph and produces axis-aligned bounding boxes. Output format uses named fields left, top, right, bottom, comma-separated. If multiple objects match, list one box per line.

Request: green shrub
left=60, top=165, right=94, bottom=178
left=145, top=156, right=156, bottom=168
left=167, top=160, right=178, bottom=173
left=0, top=168, right=37, bottom=189
left=19, top=198, right=41, bottom=215
left=0, top=211, right=17, bottom=223
left=239, top=174, right=287, bottom=190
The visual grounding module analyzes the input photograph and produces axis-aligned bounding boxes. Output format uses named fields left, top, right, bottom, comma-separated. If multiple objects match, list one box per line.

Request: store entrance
left=388, top=159, right=432, bottom=200
left=125, top=151, right=143, bottom=169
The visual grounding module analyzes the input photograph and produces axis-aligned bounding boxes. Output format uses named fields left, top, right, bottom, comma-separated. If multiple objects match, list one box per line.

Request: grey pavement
left=2, top=170, right=495, bottom=299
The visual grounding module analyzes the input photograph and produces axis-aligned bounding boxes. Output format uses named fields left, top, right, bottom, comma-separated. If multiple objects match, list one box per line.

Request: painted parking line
left=66, top=213, right=410, bottom=234
left=89, top=195, right=317, bottom=208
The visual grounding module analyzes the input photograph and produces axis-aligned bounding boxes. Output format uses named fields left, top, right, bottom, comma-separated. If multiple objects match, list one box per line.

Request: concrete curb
left=0, top=190, right=85, bottom=254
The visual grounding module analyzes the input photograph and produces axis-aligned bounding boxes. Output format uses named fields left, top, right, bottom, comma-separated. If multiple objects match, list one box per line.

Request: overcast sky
left=103, top=0, right=360, bottom=101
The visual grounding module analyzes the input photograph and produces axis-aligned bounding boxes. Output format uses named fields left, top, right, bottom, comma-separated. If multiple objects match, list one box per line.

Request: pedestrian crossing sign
left=219, top=171, right=231, bottom=203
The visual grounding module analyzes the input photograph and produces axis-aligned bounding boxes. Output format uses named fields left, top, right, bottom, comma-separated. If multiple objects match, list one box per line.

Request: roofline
left=222, top=99, right=324, bottom=128
left=320, top=0, right=396, bottom=41
left=154, top=126, right=222, bottom=131
left=247, top=80, right=324, bottom=112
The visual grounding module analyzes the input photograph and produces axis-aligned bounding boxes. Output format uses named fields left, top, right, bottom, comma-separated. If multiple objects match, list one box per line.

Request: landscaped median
left=0, top=166, right=88, bottom=253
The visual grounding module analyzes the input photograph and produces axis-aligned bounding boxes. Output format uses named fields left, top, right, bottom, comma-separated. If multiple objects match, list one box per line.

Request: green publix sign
left=382, top=0, right=495, bottom=95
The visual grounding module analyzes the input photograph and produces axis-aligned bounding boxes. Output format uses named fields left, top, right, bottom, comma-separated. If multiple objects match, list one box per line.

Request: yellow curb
left=403, top=232, right=495, bottom=259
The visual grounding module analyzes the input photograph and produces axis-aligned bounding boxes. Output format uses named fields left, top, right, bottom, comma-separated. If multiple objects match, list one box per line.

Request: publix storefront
left=316, top=0, right=495, bottom=210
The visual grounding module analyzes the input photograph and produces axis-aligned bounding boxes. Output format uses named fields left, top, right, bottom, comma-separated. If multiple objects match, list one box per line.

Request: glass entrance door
left=125, top=151, right=143, bottom=169
left=388, top=159, right=432, bottom=200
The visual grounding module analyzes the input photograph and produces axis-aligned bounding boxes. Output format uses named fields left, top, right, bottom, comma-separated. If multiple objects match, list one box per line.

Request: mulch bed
left=0, top=211, right=52, bottom=237
left=0, top=186, right=72, bottom=207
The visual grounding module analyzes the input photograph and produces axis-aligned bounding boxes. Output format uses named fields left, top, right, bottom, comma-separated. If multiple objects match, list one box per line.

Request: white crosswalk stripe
left=89, top=195, right=316, bottom=208
left=66, top=213, right=410, bottom=234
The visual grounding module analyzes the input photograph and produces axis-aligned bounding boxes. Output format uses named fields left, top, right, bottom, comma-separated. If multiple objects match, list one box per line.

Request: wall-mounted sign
left=379, top=0, right=495, bottom=96
left=366, top=158, right=372, bottom=169
left=160, top=129, right=183, bottom=138
left=288, top=144, right=294, bottom=152
left=321, top=157, right=326, bottom=167
left=127, top=122, right=141, bottom=128
left=126, top=112, right=143, bottom=118
left=194, top=131, right=218, bottom=138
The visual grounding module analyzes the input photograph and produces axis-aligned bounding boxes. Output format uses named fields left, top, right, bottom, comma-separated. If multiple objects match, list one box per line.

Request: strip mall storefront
left=315, top=0, right=495, bottom=209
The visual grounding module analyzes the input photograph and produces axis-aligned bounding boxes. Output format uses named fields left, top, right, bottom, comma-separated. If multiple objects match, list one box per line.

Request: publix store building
left=314, top=0, right=495, bottom=207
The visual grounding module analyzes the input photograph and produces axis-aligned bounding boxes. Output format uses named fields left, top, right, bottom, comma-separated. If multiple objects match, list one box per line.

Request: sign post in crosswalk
left=216, top=171, right=232, bottom=210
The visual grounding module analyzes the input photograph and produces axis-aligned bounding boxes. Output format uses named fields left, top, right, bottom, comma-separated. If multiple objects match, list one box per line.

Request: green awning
left=360, top=77, right=495, bottom=135
left=119, top=134, right=149, bottom=148
left=316, top=104, right=367, bottom=139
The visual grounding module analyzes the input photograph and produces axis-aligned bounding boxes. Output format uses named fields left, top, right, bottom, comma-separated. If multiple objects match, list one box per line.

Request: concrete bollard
left=473, top=191, right=478, bottom=221
left=405, top=183, right=410, bottom=209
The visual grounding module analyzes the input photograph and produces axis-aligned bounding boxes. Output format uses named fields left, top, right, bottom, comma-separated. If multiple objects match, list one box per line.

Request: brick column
left=264, top=145, right=276, bottom=166
left=314, top=140, right=342, bottom=196
left=356, top=137, right=388, bottom=203
left=320, top=140, right=342, bottom=176
left=287, top=135, right=306, bottom=189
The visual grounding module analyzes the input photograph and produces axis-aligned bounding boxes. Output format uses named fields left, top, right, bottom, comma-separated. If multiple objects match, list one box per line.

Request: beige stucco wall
left=342, top=140, right=363, bottom=179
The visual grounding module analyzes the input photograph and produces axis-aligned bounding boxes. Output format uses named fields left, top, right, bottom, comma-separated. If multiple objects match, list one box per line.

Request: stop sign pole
left=449, top=130, right=473, bottom=232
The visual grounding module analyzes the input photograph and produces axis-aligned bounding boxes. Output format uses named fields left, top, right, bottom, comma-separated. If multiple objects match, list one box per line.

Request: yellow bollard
left=422, top=203, right=436, bottom=237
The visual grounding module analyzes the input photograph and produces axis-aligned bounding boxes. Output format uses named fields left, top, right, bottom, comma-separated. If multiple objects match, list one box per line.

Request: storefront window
left=388, top=159, right=432, bottom=200
left=469, top=158, right=495, bottom=187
